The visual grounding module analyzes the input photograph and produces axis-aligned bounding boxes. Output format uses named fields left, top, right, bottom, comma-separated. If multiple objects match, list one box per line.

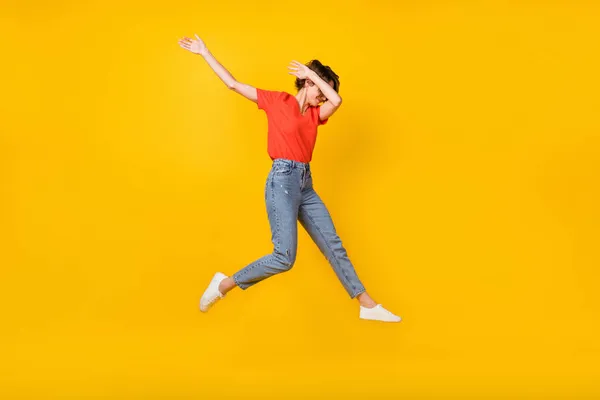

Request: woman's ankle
left=218, top=277, right=237, bottom=294
left=356, top=292, right=377, bottom=308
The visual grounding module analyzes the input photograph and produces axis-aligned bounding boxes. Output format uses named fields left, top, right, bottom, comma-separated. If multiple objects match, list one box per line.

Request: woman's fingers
left=287, top=64, right=301, bottom=77
left=289, top=62, right=305, bottom=72
left=194, top=33, right=201, bottom=41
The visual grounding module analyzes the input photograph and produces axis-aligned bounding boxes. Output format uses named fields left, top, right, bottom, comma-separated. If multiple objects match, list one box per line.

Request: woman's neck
left=295, top=90, right=310, bottom=114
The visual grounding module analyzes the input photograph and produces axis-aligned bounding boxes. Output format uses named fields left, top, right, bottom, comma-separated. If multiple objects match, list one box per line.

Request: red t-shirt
left=257, top=88, right=329, bottom=163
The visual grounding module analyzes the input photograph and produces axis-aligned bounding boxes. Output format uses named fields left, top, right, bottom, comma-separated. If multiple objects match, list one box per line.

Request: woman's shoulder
left=256, top=89, right=287, bottom=111
left=279, top=90, right=294, bottom=99
left=259, top=89, right=292, bottom=102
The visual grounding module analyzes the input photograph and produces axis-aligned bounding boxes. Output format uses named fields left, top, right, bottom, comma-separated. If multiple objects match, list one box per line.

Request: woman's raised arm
left=179, top=34, right=257, bottom=103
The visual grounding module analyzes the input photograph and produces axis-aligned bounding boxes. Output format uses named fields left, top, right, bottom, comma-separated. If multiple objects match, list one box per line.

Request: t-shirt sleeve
left=316, top=105, right=329, bottom=125
left=256, top=88, right=280, bottom=111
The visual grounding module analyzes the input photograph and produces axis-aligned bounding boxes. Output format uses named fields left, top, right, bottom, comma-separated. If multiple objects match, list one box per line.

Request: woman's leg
left=298, top=182, right=372, bottom=303
left=229, top=167, right=303, bottom=291
left=200, top=164, right=303, bottom=312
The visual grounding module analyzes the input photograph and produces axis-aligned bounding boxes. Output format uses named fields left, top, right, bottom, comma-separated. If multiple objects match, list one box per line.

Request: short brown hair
left=294, top=59, right=340, bottom=93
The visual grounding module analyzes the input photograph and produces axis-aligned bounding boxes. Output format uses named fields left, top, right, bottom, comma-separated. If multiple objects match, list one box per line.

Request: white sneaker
left=359, top=304, right=402, bottom=322
left=199, top=272, right=228, bottom=312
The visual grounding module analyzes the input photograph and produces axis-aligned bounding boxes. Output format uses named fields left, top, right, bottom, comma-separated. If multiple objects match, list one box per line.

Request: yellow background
left=2, top=1, right=599, bottom=398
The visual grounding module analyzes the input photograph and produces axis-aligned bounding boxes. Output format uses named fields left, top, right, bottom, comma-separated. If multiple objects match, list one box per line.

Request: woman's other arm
left=179, top=34, right=258, bottom=103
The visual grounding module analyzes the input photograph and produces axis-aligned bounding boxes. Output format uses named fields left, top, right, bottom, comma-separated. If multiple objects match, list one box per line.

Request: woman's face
left=306, top=79, right=334, bottom=106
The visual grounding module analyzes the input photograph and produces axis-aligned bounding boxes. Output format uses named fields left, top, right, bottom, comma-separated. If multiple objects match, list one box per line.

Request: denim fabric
left=232, top=158, right=366, bottom=298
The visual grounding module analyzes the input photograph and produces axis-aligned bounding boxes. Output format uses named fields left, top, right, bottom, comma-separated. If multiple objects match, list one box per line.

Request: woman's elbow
left=331, top=97, right=342, bottom=108
left=227, top=81, right=236, bottom=90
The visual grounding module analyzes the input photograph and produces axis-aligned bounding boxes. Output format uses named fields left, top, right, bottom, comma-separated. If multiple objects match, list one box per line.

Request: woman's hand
left=178, top=34, right=208, bottom=56
left=287, top=60, right=314, bottom=80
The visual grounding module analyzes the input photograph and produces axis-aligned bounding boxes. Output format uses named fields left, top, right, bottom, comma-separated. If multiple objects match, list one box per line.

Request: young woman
left=178, top=34, right=401, bottom=322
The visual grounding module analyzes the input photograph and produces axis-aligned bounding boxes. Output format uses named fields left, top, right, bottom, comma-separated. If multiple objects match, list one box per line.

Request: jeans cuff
left=232, top=273, right=248, bottom=290
left=350, top=287, right=366, bottom=299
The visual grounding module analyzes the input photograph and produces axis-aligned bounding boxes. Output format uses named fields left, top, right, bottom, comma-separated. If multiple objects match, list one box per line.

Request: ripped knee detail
left=275, top=247, right=296, bottom=270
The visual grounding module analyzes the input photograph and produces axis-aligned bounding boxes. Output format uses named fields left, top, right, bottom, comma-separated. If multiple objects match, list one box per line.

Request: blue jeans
left=232, top=158, right=367, bottom=298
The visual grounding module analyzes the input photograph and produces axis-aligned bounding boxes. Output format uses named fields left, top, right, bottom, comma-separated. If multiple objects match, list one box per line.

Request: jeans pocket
left=273, top=165, right=293, bottom=176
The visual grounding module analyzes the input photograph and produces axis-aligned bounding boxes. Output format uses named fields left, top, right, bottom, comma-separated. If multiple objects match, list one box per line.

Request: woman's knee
left=274, top=247, right=297, bottom=271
